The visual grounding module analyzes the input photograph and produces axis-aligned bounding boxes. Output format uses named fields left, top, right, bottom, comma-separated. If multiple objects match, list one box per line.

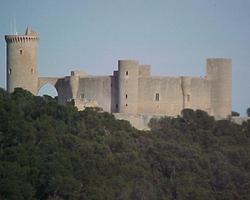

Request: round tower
left=118, top=60, right=139, bottom=114
left=5, top=27, right=39, bottom=94
left=206, top=58, right=232, bottom=118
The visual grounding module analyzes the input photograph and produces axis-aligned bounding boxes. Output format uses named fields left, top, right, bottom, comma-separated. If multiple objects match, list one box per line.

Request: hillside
left=0, top=88, right=250, bottom=200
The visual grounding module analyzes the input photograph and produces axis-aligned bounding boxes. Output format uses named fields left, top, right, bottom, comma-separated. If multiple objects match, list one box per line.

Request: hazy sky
left=0, top=0, right=249, bottom=115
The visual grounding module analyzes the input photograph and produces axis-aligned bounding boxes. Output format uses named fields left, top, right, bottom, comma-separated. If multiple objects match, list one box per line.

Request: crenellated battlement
left=5, top=35, right=39, bottom=43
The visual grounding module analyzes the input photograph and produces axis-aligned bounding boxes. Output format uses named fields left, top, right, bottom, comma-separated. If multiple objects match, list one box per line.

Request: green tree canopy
left=0, top=88, right=250, bottom=200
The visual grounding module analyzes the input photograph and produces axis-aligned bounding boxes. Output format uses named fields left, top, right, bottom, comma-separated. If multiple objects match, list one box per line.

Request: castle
left=5, top=28, right=232, bottom=129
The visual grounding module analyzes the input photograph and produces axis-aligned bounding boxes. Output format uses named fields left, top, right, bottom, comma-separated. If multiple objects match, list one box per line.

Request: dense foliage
left=0, top=88, right=250, bottom=200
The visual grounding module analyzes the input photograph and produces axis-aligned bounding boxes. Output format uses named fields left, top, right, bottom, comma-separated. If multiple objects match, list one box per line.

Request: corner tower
left=5, top=27, right=39, bottom=94
left=206, top=58, right=232, bottom=118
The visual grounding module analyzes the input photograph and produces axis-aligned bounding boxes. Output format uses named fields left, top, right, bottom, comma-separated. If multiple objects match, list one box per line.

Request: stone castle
left=5, top=28, right=232, bottom=129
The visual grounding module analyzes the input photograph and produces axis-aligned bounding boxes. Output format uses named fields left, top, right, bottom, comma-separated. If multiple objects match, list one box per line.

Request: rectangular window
left=126, top=94, right=128, bottom=99
left=187, top=94, right=190, bottom=102
left=155, top=93, right=160, bottom=101
left=81, top=93, right=84, bottom=99
left=126, top=71, right=128, bottom=76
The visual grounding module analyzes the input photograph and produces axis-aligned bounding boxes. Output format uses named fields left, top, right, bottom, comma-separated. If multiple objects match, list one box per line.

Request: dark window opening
left=81, top=93, right=84, bottom=99
left=116, top=104, right=118, bottom=108
left=19, top=50, right=23, bottom=55
left=155, top=93, right=160, bottom=101
left=8, top=68, right=12, bottom=75
left=187, top=94, right=190, bottom=102
left=126, top=104, right=128, bottom=107
left=126, top=71, right=128, bottom=76
left=125, top=94, right=128, bottom=99
left=31, top=68, right=34, bottom=74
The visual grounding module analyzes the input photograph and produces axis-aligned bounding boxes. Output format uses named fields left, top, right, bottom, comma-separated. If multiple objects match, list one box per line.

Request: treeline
left=0, top=88, right=250, bottom=200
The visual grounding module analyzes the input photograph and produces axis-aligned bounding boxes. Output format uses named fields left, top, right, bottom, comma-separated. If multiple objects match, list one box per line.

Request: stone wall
left=138, top=76, right=183, bottom=116
left=189, top=77, right=211, bottom=114
left=114, top=113, right=160, bottom=130
left=77, top=76, right=112, bottom=112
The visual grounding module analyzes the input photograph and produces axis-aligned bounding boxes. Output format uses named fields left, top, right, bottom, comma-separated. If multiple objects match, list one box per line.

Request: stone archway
left=37, top=77, right=60, bottom=96
left=37, top=83, right=58, bottom=97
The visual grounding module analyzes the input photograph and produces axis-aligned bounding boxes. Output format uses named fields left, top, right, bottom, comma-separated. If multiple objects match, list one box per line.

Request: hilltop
left=0, top=88, right=250, bottom=200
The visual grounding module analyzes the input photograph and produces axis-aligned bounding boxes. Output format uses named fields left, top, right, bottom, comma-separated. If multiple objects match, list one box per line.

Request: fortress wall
left=190, top=78, right=211, bottom=114
left=138, top=77, right=183, bottom=116
left=56, top=77, right=73, bottom=105
left=114, top=113, right=155, bottom=130
left=77, top=76, right=112, bottom=112
left=181, top=77, right=192, bottom=109
left=70, top=75, right=79, bottom=100
left=139, top=65, right=151, bottom=77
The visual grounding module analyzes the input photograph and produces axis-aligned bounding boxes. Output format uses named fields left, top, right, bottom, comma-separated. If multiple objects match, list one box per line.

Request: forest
left=0, top=88, right=250, bottom=200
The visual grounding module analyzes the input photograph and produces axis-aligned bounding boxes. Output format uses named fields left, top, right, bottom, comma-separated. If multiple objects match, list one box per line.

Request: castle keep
left=5, top=28, right=232, bottom=129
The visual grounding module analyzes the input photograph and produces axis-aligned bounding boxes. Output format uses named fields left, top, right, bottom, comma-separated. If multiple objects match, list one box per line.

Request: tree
left=0, top=88, right=250, bottom=200
left=231, top=111, right=240, bottom=117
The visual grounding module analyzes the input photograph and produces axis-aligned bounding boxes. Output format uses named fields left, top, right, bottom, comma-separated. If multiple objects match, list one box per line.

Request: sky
left=0, top=0, right=249, bottom=115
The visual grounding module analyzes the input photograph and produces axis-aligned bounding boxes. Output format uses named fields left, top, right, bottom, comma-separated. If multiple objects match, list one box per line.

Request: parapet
left=139, top=64, right=151, bottom=77
left=118, top=60, right=139, bottom=70
left=5, top=27, right=39, bottom=43
left=206, top=58, right=232, bottom=67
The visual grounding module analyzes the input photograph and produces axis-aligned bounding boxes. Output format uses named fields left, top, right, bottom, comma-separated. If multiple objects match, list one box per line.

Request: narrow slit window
left=125, top=104, right=128, bottom=107
left=125, top=94, right=128, bottom=99
left=126, top=71, right=128, bottom=76
left=8, top=68, right=12, bottom=75
left=81, top=93, right=84, bottom=99
left=187, top=94, right=190, bottom=102
left=31, top=68, right=34, bottom=74
left=155, top=93, right=160, bottom=101
left=19, top=50, right=23, bottom=55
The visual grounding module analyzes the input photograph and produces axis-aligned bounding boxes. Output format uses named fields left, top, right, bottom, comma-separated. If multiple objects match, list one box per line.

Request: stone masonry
left=5, top=28, right=232, bottom=129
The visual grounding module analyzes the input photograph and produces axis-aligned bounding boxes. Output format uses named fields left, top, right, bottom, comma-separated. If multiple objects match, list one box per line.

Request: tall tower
left=206, top=58, right=232, bottom=118
left=5, top=27, right=39, bottom=94
left=118, top=60, right=139, bottom=114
